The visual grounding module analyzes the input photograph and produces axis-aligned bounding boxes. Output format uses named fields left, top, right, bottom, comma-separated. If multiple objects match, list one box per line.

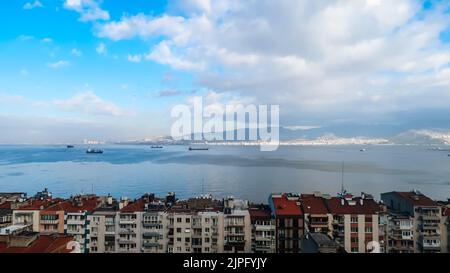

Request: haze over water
left=0, top=145, right=449, bottom=203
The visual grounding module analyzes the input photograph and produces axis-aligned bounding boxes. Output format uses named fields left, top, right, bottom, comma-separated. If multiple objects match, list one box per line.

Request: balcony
left=66, top=220, right=85, bottom=226
left=66, top=229, right=84, bottom=235
left=143, top=242, right=160, bottom=248
left=422, top=241, right=441, bottom=248
left=143, top=232, right=160, bottom=238
left=420, top=215, right=440, bottom=221
left=119, top=219, right=136, bottom=225
left=119, top=229, right=136, bottom=235
left=143, top=222, right=160, bottom=228
left=40, top=219, right=59, bottom=225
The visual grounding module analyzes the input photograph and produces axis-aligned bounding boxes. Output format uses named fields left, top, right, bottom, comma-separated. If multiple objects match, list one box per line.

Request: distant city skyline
left=1, top=0, right=450, bottom=143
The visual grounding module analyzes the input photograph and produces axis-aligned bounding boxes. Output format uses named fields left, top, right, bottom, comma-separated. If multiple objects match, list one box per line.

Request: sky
left=0, top=0, right=450, bottom=143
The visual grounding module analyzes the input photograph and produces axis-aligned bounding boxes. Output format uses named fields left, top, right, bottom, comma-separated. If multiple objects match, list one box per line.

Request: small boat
left=360, top=148, right=367, bottom=152
left=151, top=145, right=164, bottom=149
left=189, top=147, right=209, bottom=151
left=86, top=148, right=103, bottom=154
left=67, top=145, right=74, bottom=149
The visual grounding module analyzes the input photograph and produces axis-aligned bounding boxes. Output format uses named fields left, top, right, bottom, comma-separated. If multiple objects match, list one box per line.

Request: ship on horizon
left=189, top=146, right=209, bottom=151
left=86, top=148, right=103, bottom=154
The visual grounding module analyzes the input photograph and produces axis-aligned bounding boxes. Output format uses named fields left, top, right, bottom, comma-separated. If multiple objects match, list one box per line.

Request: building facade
left=382, top=191, right=444, bottom=253
left=269, top=193, right=304, bottom=253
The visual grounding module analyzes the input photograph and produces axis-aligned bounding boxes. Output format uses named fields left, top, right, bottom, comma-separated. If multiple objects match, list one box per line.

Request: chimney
left=360, top=199, right=364, bottom=206
left=340, top=198, right=345, bottom=206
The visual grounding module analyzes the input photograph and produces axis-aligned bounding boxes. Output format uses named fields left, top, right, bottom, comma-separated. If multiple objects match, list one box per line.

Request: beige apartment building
left=88, top=209, right=117, bottom=253
left=381, top=191, right=444, bottom=253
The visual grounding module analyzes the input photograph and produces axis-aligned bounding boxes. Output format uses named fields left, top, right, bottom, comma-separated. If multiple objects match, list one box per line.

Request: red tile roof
left=301, top=194, right=330, bottom=214
left=16, top=199, right=61, bottom=210
left=396, top=192, right=437, bottom=207
left=249, top=205, right=272, bottom=219
left=0, top=235, right=74, bottom=253
left=272, top=194, right=303, bottom=216
left=44, top=197, right=100, bottom=213
left=0, top=203, right=11, bottom=209
left=120, top=199, right=145, bottom=213
left=325, top=197, right=382, bottom=215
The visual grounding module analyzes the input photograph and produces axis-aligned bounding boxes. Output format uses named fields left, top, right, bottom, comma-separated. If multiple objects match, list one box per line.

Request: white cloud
left=71, top=48, right=83, bottom=56
left=17, top=35, right=34, bottom=41
left=96, top=42, right=107, bottom=55
left=63, top=0, right=109, bottom=22
left=23, top=1, right=43, bottom=10
left=127, top=54, right=142, bottom=63
left=54, top=92, right=131, bottom=117
left=145, top=41, right=205, bottom=71
left=42, top=38, right=53, bottom=43
left=46, top=60, right=70, bottom=69
left=96, top=0, right=450, bottom=123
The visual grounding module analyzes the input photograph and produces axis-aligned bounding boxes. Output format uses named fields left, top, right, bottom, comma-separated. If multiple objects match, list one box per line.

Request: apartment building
left=381, top=191, right=443, bottom=253
left=223, top=197, right=252, bottom=253
left=141, top=196, right=168, bottom=253
left=87, top=195, right=118, bottom=253
left=13, top=199, right=61, bottom=232
left=325, top=193, right=383, bottom=253
left=249, top=204, right=276, bottom=253
left=168, top=196, right=225, bottom=253
left=385, top=212, right=414, bottom=253
left=300, top=193, right=333, bottom=237
left=40, top=195, right=100, bottom=253
left=269, top=193, right=304, bottom=253
left=117, top=198, right=145, bottom=253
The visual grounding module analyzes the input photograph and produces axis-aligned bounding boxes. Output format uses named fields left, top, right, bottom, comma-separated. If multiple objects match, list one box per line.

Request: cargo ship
left=189, top=147, right=209, bottom=151
left=86, top=148, right=103, bottom=154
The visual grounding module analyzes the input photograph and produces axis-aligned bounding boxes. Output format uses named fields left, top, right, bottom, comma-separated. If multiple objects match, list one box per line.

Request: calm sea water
left=0, top=145, right=449, bottom=203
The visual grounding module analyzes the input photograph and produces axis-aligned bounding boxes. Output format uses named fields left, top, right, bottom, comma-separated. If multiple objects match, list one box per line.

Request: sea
left=0, top=144, right=449, bottom=203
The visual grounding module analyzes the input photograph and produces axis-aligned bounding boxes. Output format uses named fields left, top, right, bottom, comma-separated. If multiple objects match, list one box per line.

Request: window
left=351, top=217, right=358, bottom=223
left=351, top=237, right=358, bottom=243
left=185, top=237, right=190, bottom=243
left=365, top=227, right=373, bottom=233
left=205, top=237, right=210, bottom=243
left=177, top=228, right=182, bottom=233
left=177, top=237, right=181, bottom=242
left=177, top=218, right=182, bottom=223
left=351, top=247, right=359, bottom=253
left=351, top=227, right=358, bottom=233
left=186, top=218, right=191, bottom=223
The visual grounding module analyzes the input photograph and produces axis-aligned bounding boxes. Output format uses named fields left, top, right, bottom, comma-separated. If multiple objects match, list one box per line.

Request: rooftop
left=271, top=194, right=303, bottom=216
left=301, top=194, right=330, bottom=215
left=44, top=196, right=100, bottom=213
left=0, top=225, right=29, bottom=235
left=395, top=191, right=438, bottom=207
left=0, top=234, right=73, bottom=253
left=325, top=196, right=382, bottom=215
left=16, top=199, right=63, bottom=211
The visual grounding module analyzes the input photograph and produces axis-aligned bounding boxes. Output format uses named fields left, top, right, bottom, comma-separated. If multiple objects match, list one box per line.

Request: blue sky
left=0, top=0, right=450, bottom=143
